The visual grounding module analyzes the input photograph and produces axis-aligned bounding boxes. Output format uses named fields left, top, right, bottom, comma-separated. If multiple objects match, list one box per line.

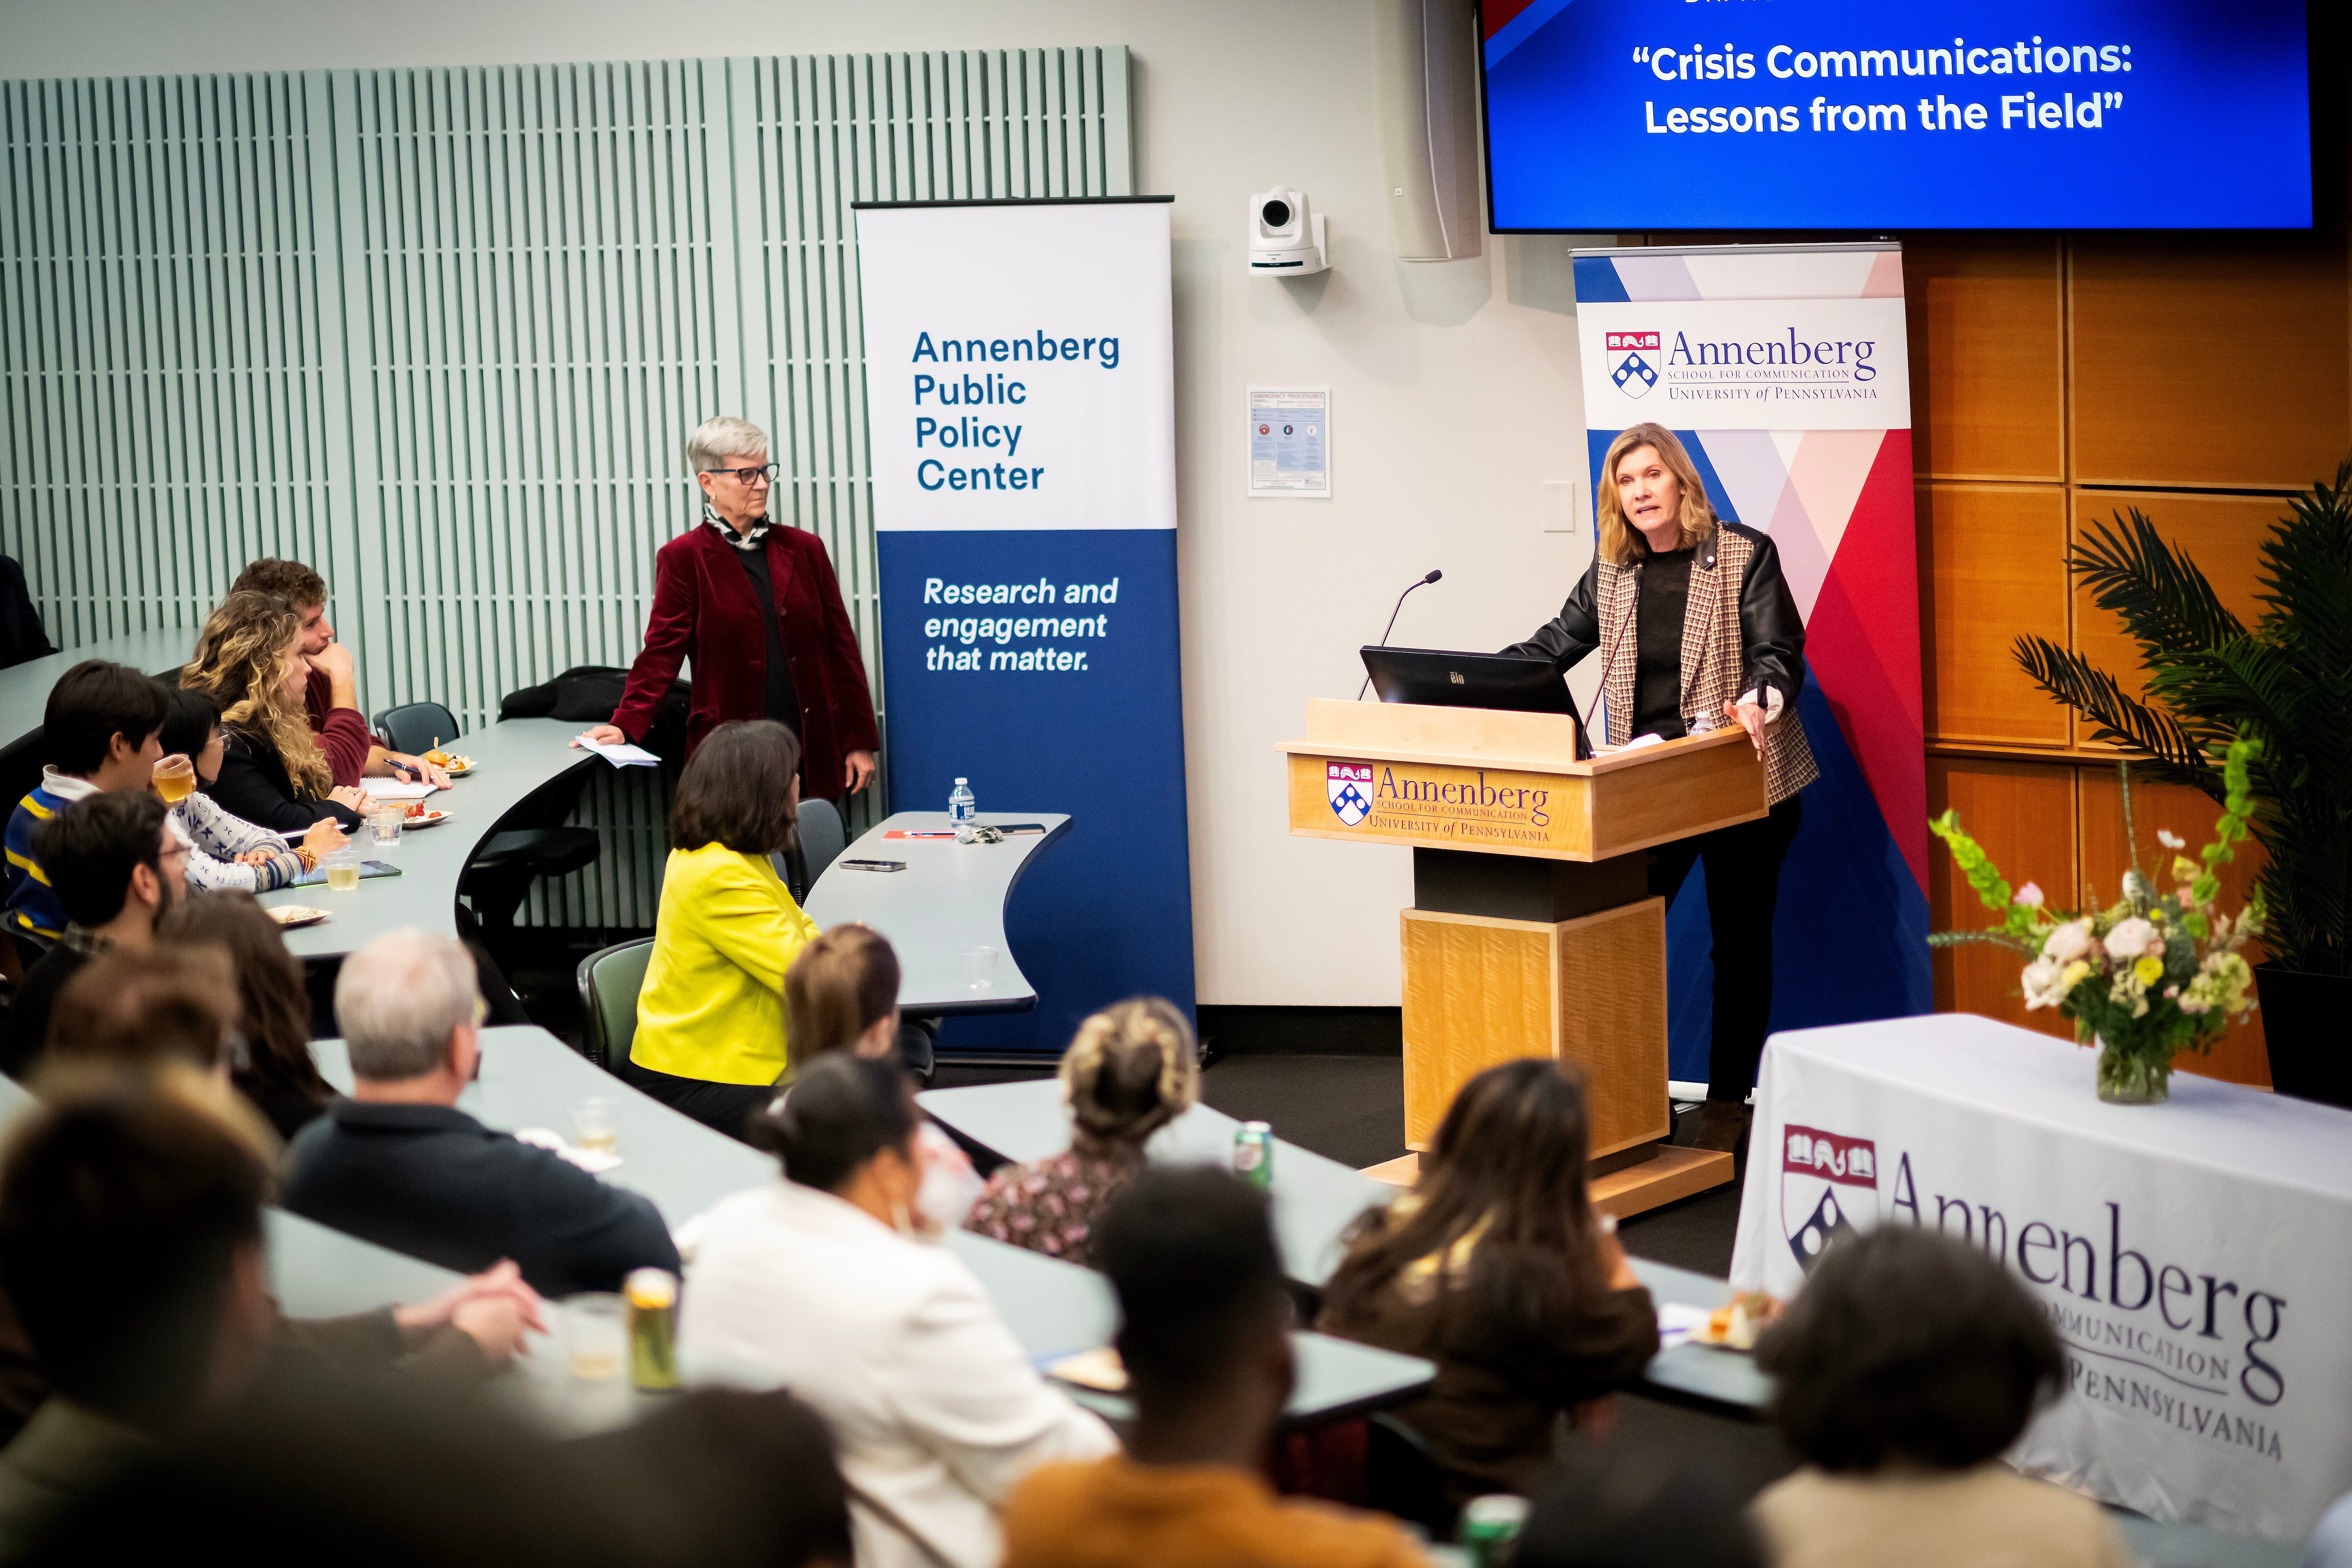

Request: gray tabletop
left=257, top=717, right=594, bottom=958
left=919, top=1078, right=1775, bottom=1419
left=316, top=1026, right=1433, bottom=1427
left=803, top=811, right=1070, bottom=1014
left=0, top=628, right=197, bottom=754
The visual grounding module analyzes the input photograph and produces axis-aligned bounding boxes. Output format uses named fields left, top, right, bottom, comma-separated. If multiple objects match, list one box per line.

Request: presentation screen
left=1480, top=0, right=2313, bottom=231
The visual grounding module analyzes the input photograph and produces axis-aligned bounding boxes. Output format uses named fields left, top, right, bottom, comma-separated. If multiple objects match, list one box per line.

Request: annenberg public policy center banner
left=853, top=198, right=1193, bottom=1053
left=1575, top=243, right=1929, bottom=1077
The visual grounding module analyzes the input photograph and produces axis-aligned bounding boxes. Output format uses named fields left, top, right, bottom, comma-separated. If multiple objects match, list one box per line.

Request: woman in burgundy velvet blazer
left=580, top=418, right=879, bottom=796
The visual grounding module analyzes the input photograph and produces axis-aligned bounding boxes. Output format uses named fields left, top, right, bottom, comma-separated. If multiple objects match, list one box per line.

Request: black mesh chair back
left=372, top=701, right=461, bottom=757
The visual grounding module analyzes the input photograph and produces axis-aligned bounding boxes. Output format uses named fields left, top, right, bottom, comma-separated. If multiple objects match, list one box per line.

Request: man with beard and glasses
left=0, top=793, right=186, bottom=1078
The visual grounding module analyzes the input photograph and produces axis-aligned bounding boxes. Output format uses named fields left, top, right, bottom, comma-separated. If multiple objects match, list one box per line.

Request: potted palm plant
left=2013, top=463, right=2352, bottom=1107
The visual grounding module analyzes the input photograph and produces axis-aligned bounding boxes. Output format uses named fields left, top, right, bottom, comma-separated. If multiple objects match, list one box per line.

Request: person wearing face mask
left=1503, top=423, right=1817, bottom=1153
left=678, top=1054, right=1117, bottom=1568
left=573, top=415, right=880, bottom=803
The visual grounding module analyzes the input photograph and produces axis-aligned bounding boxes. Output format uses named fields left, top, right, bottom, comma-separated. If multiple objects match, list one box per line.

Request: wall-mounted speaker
left=1373, top=0, right=1483, bottom=262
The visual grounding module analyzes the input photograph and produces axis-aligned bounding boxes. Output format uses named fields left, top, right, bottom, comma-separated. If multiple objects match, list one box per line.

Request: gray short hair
left=686, top=416, right=770, bottom=475
left=335, top=929, right=480, bottom=1080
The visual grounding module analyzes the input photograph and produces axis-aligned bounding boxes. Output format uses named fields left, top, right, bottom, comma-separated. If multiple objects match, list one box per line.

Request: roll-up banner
left=852, top=198, right=1193, bottom=1053
left=1574, top=243, right=1929, bottom=1075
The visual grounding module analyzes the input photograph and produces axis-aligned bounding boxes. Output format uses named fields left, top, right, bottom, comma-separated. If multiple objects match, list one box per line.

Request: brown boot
left=1690, top=1100, right=1750, bottom=1153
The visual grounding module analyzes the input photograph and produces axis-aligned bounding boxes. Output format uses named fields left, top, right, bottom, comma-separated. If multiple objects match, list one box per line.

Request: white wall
left=1, top=0, right=1600, bottom=1006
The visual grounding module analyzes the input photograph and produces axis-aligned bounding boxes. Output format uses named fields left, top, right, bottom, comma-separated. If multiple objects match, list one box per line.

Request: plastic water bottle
left=949, top=777, right=978, bottom=843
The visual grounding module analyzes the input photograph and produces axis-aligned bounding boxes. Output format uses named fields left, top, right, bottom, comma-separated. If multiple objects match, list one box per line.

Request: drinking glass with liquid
left=152, top=754, right=196, bottom=805
left=573, top=1097, right=618, bottom=1156
left=367, top=807, right=403, bottom=849
left=323, top=848, right=363, bottom=892
left=566, top=1294, right=627, bottom=1381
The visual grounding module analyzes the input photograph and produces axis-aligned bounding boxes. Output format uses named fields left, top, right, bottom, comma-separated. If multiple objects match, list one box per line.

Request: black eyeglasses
left=702, top=463, right=779, bottom=486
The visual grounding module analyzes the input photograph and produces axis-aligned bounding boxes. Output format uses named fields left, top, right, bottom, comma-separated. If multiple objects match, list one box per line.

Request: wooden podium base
left=1360, top=1145, right=1734, bottom=1221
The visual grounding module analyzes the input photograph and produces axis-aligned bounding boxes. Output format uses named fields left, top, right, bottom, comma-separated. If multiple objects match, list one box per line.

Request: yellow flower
left=2133, top=955, right=2165, bottom=987
left=2060, top=960, right=2091, bottom=990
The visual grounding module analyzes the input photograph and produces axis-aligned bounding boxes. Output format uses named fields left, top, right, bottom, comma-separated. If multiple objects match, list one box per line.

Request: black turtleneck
left=1631, top=547, right=1695, bottom=739
left=722, top=524, right=801, bottom=736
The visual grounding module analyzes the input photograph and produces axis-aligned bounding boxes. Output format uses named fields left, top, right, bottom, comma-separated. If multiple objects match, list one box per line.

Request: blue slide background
left=1483, top=0, right=2311, bottom=230
left=876, top=527, right=1194, bottom=1054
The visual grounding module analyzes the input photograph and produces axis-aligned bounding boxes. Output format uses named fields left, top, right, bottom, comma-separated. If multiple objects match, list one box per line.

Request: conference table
left=0, top=627, right=198, bottom=795
left=311, top=1025, right=1435, bottom=1430
left=805, top=810, right=1070, bottom=1014
left=917, top=1078, right=1773, bottom=1421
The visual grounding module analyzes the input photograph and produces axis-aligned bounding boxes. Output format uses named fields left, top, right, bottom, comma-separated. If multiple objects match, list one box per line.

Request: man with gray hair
left=282, top=930, right=678, bottom=1296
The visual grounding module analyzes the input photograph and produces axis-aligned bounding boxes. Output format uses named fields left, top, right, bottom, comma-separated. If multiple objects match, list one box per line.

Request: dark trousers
left=618, top=1058, right=773, bottom=1144
left=1647, top=794, right=1802, bottom=1103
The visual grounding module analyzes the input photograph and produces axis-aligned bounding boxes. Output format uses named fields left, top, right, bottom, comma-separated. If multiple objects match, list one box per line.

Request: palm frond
left=2011, top=637, right=2219, bottom=793
left=2070, top=509, right=2247, bottom=660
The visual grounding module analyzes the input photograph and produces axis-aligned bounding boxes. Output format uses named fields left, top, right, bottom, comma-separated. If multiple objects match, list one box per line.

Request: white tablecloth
left=1731, top=1014, right=2352, bottom=1544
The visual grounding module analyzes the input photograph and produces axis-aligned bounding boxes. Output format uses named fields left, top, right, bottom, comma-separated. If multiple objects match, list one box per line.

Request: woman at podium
left=1504, top=423, right=1816, bottom=1153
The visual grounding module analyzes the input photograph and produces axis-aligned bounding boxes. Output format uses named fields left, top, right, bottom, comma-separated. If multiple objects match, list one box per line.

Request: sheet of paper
left=364, top=779, right=442, bottom=801
left=575, top=735, right=660, bottom=768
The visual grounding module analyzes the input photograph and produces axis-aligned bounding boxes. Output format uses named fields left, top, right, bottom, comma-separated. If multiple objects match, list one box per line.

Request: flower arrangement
left=1928, top=737, right=2266, bottom=1103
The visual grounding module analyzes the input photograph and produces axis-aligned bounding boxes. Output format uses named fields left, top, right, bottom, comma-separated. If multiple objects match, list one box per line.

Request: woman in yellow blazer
left=625, top=719, right=818, bottom=1137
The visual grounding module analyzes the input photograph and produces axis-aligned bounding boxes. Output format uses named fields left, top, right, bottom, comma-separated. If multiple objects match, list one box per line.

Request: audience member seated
left=282, top=929, right=679, bottom=1295
left=784, top=925, right=980, bottom=1230
left=46, top=946, right=238, bottom=1075
left=570, top=1386, right=857, bottom=1568
left=3, top=660, right=167, bottom=943
left=0, top=1063, right=544, bottom=1556
left=1316, top=1059, right=1657, bottom=1513
left=159, top=890, right=337, bottom=1137
left=1001, top=1165, right=1425, bottom=1568
left=157, top=684, right=343, bottom=893
left=964, top=997, right=1199, bottom=1266
left=0, top=556, right=53, bottom=671
left=1514, top=1450, right=1764, bottom=1568
left=627, top=719, right=817, bottom=1137
left=0, top=793, right=186, bottom=1078
left=1749, top=1225, right=2128, bottom=1568
left=179, top=591, right=374, bottom=833
left=679, top=1054, right=1115, bottom=1568
left=230, top=557, right=448, bottom=789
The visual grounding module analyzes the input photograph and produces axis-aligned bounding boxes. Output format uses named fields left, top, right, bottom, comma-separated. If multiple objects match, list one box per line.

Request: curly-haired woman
left=181, top=591, right=376, bottom=833
left=962, top=998, right=1199, bottom=1265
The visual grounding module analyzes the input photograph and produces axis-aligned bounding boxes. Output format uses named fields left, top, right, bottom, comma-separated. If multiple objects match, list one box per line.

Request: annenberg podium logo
left=1782, top=1125, right=1878, bottom=1274
left=1326, top=761, right=1373, bottom=827
left=1606, top=330, right=1660, bottom=399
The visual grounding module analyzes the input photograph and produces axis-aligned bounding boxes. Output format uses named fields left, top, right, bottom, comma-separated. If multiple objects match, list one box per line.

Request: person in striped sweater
left=3, top=662, right=168, bottom=946
left=154, top=686, right=344, bottom=896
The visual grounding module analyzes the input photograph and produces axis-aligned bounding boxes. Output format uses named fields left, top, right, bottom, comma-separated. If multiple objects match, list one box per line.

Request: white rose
left=2043, top=920, right=2096, bottom=964
left=2021, top=957, right=2069, bottom=1010
left=2105, top=917, right=2159, bottom=959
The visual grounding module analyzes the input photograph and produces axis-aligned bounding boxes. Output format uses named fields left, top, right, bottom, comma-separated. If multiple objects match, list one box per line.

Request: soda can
left=1233, top=1121, right=1274, bottom=1189
left=1459, top=1494, right=1530, bottom=1567
left=626, top=1267, right=681, bottom=1391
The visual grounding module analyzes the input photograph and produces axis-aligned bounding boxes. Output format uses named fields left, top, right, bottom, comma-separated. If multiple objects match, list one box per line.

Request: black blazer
left=282, top=1101, right=680, bottom=1297
left=205, top=726, right=364, bottom=833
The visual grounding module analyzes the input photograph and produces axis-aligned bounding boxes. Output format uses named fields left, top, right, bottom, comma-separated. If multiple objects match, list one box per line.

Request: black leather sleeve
left=1499, top=558, right=1602, bottom=672
left=1739, top=532, right=1808, bottom=707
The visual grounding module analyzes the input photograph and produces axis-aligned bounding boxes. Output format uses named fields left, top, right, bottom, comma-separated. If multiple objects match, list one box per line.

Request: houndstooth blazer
left=1505, top=519, right=1819, bottom=808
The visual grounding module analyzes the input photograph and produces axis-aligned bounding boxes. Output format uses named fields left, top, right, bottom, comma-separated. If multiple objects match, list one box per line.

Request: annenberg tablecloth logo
left=1779, top=1124, right=1878, bottom=1272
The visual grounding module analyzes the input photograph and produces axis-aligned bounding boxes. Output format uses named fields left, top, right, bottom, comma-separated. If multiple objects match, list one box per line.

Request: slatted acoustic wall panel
left=0, top=50, right=1133, bottom=930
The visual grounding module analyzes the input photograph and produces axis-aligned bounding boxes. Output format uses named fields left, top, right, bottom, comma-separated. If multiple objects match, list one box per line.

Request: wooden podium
left=1280, top=699, right=1767, bottom=1216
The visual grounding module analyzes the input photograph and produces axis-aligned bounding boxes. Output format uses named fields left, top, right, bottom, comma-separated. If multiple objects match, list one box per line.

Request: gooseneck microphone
left=1357, top=569, right=1444, bottom=700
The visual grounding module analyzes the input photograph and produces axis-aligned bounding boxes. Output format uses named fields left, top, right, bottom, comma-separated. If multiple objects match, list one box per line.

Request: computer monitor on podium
left=1357, top=646, right=1592, bottom=760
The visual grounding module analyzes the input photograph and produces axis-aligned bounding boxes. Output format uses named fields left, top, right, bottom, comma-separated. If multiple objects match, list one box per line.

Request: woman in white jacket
left=679, top=1054, right=1116, bottom=1568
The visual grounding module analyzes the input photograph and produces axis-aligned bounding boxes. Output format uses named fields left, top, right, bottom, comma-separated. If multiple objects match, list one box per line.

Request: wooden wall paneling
left=2069, top=233, right=2352, bottom=490
left=1901, top=234, right=2065, bottom=482
left=1927, top=758, right=2076, bottom=1039
left=2066, top=489, right=2284, bottom=750
left=2076, top=766, right=2273, bottom=1087
left=1919, top=482, right=2072, bottom=746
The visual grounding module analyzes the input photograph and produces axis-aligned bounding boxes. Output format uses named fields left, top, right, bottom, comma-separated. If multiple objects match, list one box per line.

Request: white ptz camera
left=1248, top=187, right=1328, bottom=276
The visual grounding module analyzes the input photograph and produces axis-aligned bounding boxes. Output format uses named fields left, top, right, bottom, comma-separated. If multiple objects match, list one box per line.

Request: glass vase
left=2095, top=1035, right=2172, bottom=1105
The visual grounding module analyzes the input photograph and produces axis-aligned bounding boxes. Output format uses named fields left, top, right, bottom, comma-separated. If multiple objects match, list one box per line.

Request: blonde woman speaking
left=1504, top=423, right=1817, bottom=1153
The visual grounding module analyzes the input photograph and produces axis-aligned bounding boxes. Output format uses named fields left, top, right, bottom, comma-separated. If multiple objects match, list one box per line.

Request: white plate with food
left=269, top=905, right=330, bottom=929
left=429, top=753, right=476, bottom=776
left=401, top=807, right=453, bottom=829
